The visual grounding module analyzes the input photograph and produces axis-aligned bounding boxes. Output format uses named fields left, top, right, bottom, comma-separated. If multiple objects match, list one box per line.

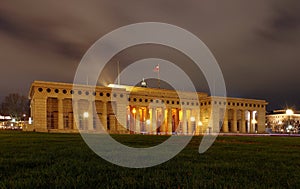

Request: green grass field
left=0, top=131, right=300, bottom=188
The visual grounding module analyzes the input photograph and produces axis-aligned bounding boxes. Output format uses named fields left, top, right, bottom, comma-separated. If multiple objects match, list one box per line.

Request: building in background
left=266, top=109, right=300, bottom=133
left=25, top=81, right=268, bottom=134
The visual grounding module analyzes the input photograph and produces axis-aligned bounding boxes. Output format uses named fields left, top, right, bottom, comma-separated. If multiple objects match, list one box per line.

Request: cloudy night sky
left=0, top=0, right=299, bottom=111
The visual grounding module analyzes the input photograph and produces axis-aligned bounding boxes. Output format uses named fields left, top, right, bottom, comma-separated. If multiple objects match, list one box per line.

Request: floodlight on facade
left=286, top=109, right=294, bottom=116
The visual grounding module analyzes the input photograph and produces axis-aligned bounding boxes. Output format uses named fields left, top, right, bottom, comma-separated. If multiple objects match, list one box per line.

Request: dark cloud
left=0, top=11, right=84, bottom=59
left=257, top=1, right=300, bottom=44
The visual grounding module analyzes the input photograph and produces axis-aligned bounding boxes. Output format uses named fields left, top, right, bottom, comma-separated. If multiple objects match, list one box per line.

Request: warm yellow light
left=146, top=119, right=151, bottom=125
left=198, top=121, right=203, bottom=126
left=286, top=109, right=294, bottom=116
left=190, top=117, right=195, bottom=122
left=251, top=119, right=257, bottom=124
left=83, top=112, right=89, bottom=118
left=132, top=108, right=136, bottom=114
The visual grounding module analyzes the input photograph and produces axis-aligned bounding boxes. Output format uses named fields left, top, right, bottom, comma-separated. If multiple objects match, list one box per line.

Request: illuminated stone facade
left=266, top=110, right=300, bottom=133
left=26, top=81, right=268, bottom=134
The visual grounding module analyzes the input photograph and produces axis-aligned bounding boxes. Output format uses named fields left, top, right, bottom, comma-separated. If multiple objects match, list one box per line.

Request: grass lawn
left=0, top=131, right=300, bottom=188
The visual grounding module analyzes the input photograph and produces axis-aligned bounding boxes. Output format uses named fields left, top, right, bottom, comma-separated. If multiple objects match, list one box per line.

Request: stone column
left=195, top=109, right=200, bottom=135
left=151, top=107, right=157, bottom=135
left=182, top=109, right=187, bottom=135
left=144, top=108, right=148, bottom=134
left=33, top=98, right=47, bottom=132
left=241, top=110, right=246, bottom=133
left=199, top=109, right=205, bottom=134
left=58, top=98, right=64, bottom=130
left=188, top=110, right=193, bottom=135
left=73, top=99, right=78, bottom=130
left=135, top=107, right=140, bottom=134
left=159, top=108, right=165, bottom=134
left=210, top=106, right=219, bottom=133
left=116, top=102, right=127, bottom=134
left=257, top=110, right=266, bottom=133
left=167, top=108, right=172, bottom=135
left=102, top=101, right=107, bottom=131
left=223, top=109, right=229, bottom=133
left=87, top=100, right=94, bottom=131
left=250, top=111, right=254, bottom=133
left=232, top=109, right=237, bottom=133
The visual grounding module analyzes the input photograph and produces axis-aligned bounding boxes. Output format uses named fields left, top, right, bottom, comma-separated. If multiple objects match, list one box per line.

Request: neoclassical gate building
left=26, top=81, right=267, bottom=134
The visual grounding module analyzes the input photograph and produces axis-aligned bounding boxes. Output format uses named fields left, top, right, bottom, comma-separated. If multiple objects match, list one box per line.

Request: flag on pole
left=153, top=64, right=160, bottom=88
left=153, top=64, right=159, bottom=72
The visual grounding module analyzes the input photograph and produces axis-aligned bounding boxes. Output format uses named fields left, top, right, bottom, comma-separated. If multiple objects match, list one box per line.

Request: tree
left=1, top=93, right=29, bottom=120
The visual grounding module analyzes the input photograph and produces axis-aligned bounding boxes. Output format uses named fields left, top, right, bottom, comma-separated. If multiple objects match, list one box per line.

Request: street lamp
left=22, top=114, right=26, bottom=124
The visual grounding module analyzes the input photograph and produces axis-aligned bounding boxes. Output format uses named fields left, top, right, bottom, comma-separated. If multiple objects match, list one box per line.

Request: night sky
left=0, top=1, right=300, bottom=111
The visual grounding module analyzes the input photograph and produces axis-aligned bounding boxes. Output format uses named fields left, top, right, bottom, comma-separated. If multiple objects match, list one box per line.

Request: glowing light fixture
left=190, top=117, right=195, bottom=122
left=146, top=119, right=151, bottom=125
left=83, top=112, right=89, bottom=118
left=286, top=109, right=294, bottom=116
left=251, top=119, right=257, bottom=124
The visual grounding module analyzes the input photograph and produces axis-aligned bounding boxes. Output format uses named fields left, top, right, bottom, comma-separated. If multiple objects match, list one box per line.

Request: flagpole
left=158, top=64, right=160, bottom=88
left=117, top=61, right=120, bottom=85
